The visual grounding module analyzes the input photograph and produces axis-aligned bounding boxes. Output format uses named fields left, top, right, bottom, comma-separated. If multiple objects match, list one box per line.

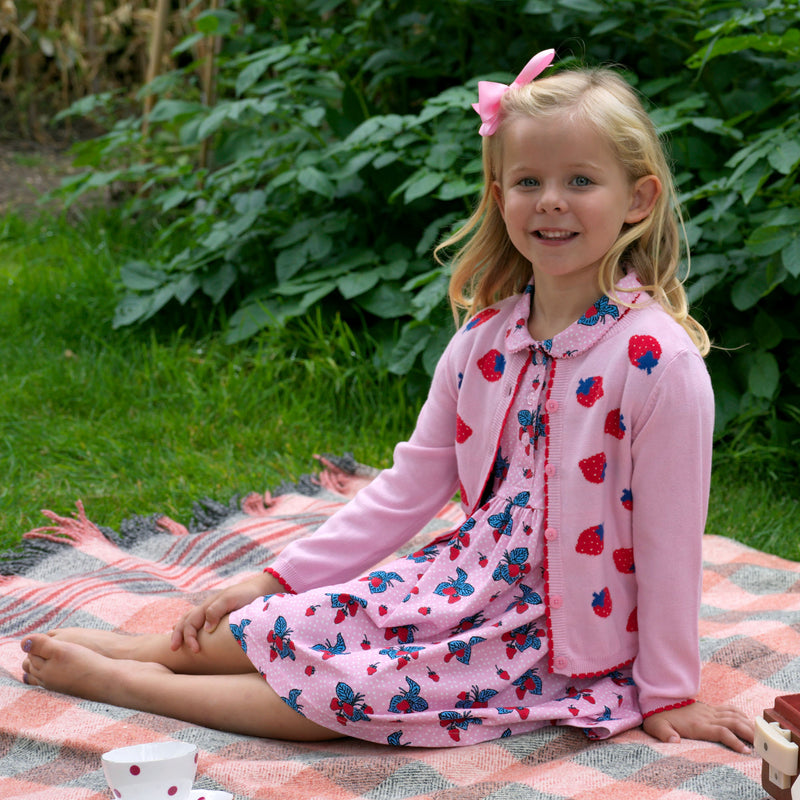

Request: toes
left=22, top=670, right=44, bottom=687
left=20, top=634, right=52, bottom=658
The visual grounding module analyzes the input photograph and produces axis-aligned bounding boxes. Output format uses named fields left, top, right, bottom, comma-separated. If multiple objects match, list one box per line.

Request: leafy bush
left=54, top=0, right=800, bottom=448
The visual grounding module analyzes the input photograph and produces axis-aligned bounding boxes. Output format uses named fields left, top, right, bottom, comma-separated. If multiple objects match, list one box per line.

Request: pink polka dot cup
left=101, top=741, right=198, bottom=800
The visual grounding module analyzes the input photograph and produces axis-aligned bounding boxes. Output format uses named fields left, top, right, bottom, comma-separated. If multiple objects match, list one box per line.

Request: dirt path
left=0, top=141, right=81, bottom=216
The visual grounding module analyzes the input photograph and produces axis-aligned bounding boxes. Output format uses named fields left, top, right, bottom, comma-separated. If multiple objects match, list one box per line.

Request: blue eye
left=572, top=176, right=592, bottom=187
left=519, top=177, right=539, bottom=188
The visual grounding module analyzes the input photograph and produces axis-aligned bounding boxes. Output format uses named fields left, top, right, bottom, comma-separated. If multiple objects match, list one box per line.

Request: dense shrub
left=54, top=0, right=800, bottom=444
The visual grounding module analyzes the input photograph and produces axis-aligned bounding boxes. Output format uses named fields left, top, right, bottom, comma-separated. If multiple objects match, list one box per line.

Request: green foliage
left=52, top=0, right=800, bottom=443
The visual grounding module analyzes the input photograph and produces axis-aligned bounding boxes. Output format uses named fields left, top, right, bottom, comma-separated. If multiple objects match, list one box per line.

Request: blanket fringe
left=241, top=492, right=275, bottom=516
left=24, top=501, right=108, bottom=548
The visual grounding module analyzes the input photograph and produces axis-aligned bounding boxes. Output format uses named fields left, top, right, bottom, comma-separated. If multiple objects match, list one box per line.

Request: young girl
left=21, top=50, right=754, bottom=753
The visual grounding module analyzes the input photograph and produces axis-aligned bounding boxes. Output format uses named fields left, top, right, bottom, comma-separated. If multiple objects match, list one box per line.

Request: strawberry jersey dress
left=229, top=291, right=645, bottom=747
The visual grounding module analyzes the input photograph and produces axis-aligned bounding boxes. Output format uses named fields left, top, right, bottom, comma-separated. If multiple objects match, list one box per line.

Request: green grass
left=0, top=208, right=798, bottom=562
left=0, top=209, right=415, bottom=548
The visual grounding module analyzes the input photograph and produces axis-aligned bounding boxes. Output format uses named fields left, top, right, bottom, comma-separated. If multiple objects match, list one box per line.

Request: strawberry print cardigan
left=265, top=272, right=714, bottom=719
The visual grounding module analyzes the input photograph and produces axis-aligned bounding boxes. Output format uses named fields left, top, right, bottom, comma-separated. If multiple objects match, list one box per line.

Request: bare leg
left=43, top=623, right=254, bottom=675
left=21, top=625, right=340, bottom=741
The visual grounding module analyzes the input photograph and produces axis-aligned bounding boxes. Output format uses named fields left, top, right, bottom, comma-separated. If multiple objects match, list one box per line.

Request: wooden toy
left=756, top=695, right=800, bottom=800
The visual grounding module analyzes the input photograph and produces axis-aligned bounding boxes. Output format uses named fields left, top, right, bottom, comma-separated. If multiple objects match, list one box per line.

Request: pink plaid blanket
left=0, top=455, right=798, bottom=799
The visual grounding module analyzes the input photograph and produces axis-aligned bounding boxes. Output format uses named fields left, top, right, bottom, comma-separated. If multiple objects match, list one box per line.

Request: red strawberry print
left=305, top=665, right=315, bottom=676
left=576, top=376, right=604, bottom=407
left=627, top=607, right=638, bottom=632
left=477, top=349, right=506, bottom=382
left=591, top=587, right=612, bottom=618
left=456, top=415, right=473, bottom=444
left=517, top=707, right=530, bottom=719
left=427, top=667, right=440, bottom=682
left=628, top=334, right=662, bottom=374
left=378, top=605, right=388, bottom=616
left=496, top=666, right=510, bottom=680
left=604, top=408, right=626, bottom=439
left=613, top=548, right=635, bottom=574
left=579, top=452, right=607, bottom=483
left=367, top=663, right=378, bottom=675
left=575, top=524, right=604, bottom=555
left=465, top=307, right=500, bottom=331
left=459, top=481, right=468, bottom=508
left=418, top=607, right=431, bottom=615
left=620, top=488, right=633, bottom=510
left=361, top=635, right=371, bottom=650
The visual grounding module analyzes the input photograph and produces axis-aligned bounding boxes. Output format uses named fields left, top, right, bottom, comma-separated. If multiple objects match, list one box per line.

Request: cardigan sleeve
left=629, top=348, right=714, bottom=717
left=267, top=337, right=462, bottom=594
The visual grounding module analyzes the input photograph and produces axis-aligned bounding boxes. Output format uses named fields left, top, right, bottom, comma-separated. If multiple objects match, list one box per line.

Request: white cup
left=102, top=741, right=198, bottom=800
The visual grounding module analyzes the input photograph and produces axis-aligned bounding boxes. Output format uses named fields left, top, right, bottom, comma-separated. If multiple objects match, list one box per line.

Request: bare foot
left=45, top=627, right=150, bottom=660
left=21, top=634, right=170, bottom=702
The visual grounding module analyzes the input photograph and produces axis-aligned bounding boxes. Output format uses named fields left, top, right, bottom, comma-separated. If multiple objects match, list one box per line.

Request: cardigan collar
left=505, top=271, right=644, bottom=359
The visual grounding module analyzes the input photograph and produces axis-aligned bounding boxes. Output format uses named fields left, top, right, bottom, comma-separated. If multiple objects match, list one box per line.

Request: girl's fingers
left=644, top=715, right=680, bottom=744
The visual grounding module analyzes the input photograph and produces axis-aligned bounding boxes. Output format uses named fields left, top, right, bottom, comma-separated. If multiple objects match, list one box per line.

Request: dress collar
left=505, top=272, right=644, bottom=358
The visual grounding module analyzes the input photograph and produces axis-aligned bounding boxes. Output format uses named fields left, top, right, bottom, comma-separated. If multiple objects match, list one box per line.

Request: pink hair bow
left=471, top=49, right=556, bottom=136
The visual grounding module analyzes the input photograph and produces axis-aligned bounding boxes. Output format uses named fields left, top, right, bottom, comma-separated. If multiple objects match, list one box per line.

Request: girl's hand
left=643, top=702, right=754, bottom=754
left=170, top=572, right=285, bottom=653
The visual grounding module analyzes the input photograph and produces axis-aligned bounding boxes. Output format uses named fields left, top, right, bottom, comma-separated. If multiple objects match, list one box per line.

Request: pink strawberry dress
left=229, top=294, right=642, bottom=746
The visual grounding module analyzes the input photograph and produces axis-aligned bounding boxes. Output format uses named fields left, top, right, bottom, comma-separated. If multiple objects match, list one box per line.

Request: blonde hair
left=436, top=67, right=710, bottom=356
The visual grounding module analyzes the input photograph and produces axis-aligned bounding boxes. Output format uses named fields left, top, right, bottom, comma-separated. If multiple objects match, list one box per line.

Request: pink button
left=544, top=463, right=556, bottom=477
left=544, top=527, right=558, bottom=541
left=550, top=594, right=563, bottom=609
left=545, top=399, right=559, bottom=413
left=554, top=656, right=569, bottom=671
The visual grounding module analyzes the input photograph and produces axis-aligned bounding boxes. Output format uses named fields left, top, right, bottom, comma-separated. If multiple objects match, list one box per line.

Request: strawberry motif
left=456, top=415, right=473, bottom=444
left=579, top=452, right=607, bottom=483
left=576, top=376, right=604, bottom=407
left=628, top=334, right=662, bottom=374
left=604, top=408, right=626, bottom=439
left=477, top=349, right=506, bottom=381
left=591, top=587, right=612, bottom=618
left=613, top=548, right=635, bottom=574
left=626, top=607, right=638, bottom=632
left=620, top=488, right=633, bottom=510
left=465, top=307, right=500, bottom=331
left=575, top=524, right=604, bottom=555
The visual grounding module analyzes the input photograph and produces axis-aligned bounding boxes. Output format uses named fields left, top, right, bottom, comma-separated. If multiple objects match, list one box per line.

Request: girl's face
left=492, top=111, right=659, bottom=290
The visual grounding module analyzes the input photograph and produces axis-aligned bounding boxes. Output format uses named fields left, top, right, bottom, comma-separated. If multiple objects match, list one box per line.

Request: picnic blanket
left=0, top=453, right=798, bottom=800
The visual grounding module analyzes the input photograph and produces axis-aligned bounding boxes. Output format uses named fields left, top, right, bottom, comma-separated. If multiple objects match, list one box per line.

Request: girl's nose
left=536, top=184, right=565, bottom=213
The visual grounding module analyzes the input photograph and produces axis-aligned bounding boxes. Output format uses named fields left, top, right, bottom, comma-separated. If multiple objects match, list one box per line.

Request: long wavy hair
left=436, top=67, right=710, bottom=355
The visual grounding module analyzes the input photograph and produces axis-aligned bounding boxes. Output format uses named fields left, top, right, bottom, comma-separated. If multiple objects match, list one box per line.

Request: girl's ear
left=492, top=181, right=506, bottom=219
left=625, top=175, right=661, bottom=224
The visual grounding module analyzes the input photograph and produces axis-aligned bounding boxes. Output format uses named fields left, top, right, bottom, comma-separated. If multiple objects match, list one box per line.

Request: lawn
left=1, top=208, right=798, bottom=561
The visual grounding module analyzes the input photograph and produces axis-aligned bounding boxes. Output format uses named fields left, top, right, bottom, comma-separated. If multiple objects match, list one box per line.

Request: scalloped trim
left=264, top=566, right=296, bottom=594
left=571, top=656, right=635, bottom=680
left=543, top=358, right=557, bottom=674
left=642, top=698, right=696, bottom=718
